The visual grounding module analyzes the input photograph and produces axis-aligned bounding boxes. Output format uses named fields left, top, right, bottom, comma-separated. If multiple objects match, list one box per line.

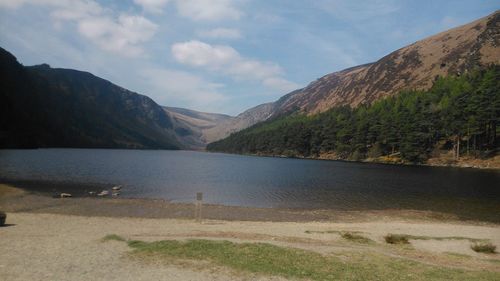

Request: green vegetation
left=104, top=237, right=500, bottom=280
left=208, top=66, right=499, bottom=163
left=340, top=232, right=373, bottom=244
left=102, top=234, right=126, bottom=242
left=407, top=235, right=486, bottom=242
left=471, top=242, right=497, bottom=254
left=384, top=234, right=485, bottom=244
left=385, top=234, right=410, bottom=244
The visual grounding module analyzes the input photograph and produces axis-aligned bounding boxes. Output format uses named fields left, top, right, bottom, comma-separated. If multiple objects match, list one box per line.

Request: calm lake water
left=1, top=149, right=499, bottom=217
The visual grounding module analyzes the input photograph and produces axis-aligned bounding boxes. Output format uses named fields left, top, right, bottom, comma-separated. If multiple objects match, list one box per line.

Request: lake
left=1, top=149, right=499, bottom=218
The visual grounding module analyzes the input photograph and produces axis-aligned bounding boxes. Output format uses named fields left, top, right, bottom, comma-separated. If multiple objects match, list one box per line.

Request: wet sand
left=1, top=183, right=497, bottom=223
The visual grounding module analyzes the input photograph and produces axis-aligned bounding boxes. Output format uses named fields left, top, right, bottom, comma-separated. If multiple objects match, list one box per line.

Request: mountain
left=210, top=10, right=499, bottom=136
left=208, top=64, right=500, bottom=166
left=271, top=11, right=499, bottom=116
left=202, top=102, right=277, bottom=143
left=2, top=12, right=498, bottom=150
left=163, top=103, right=277, bottom=148
left=163, top=107, right=233, bottom=150
left=208, top=11, right=499, bottom=167
left=172, top=11, right=500, bottom=145
left=0, top=47, right=181, bottom=149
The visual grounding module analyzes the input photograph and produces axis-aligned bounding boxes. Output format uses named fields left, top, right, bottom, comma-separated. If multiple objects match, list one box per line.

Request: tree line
left=207, top=66, right=499, bottom=163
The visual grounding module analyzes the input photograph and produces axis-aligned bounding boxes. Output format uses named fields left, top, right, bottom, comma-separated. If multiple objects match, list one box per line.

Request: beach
left=1, top=184, right=500, bottom=280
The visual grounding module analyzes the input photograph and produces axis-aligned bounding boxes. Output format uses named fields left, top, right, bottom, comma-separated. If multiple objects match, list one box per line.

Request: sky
left=0, top=1, right=498, bottom=115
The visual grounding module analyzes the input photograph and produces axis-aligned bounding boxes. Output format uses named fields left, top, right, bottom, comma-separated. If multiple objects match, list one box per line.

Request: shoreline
left=1, top=183, right=500, bottom=225
left=3, top=147, right=499, bottom=170
left=209, top=150, right=500, bottom=170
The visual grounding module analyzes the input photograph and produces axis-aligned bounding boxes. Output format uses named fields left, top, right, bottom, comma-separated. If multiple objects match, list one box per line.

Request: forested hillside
left=208, top=66, right=499, bottom=165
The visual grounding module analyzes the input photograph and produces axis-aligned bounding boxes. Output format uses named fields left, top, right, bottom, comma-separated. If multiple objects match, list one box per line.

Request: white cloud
left=77, top=14, right=157, bottom=57
left=1, top=0, right=157, bottom=57
left=133, top=0, right=242, bottom=21
left=171, top=40, right=299, bottom=92
left=172, top=40, right=239, bottom=68
left=133, top=0, right=170, bottom=14
left=197, top=27, right=242, bottom=39
left=50, top=0, right=102, bottom=20
left=176, top=0, right=241, bottom=21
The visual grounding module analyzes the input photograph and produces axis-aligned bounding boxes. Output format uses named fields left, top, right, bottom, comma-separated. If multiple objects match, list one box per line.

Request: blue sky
left=0, top=1, right=498, bottom=115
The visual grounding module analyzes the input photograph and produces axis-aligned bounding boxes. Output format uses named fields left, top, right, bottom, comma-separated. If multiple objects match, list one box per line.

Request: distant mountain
left=202, top=102, right=277, bottom=143
left=163, top=106, right=233, bottom=149
left=215, top=10, right=499, bottom=132
left=0, top=47, right=181, bottom=149
left=163, top=104, right=278, bottom=148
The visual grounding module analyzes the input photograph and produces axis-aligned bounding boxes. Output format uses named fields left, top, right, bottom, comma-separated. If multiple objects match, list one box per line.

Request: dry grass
left=471, top=242, right=497, bottom=254
left=340, top=232, right=373, bottom=244
left=384, top=233, right=486, bottom=245
left=102, top=234, right=126, bottom=242
left=384, top=234, right=410, bottom=244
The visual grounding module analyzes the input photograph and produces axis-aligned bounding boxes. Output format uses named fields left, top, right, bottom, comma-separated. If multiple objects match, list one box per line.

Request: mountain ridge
left=163, top=106, right=233, bottom=150
left=272, top=11, right=499, bottom=116
left=0, top=47, right=182, bottom=149
left=206, top=10, right=499, bottom=143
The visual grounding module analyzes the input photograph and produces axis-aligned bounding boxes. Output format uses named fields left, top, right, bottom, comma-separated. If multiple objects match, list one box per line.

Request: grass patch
left=406, top=235, right=486, bottom=242
left=384, top=233, right=486, bottom=244
left=471, top=242, right=497, bottom=254
left=102, top=234, right=126, bottom=242
left=385, top=234, right=410, bottom=244
left=123, top=238, right=500, bottom=281
left=340, top=232, right=373, bottom=244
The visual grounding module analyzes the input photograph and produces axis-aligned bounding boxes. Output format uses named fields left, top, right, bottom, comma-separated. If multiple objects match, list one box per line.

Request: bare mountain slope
left=164, top=102, right=278, bottom=148
left=163, top=107, right=233, bottom=150
left=273, top=11, right=500, bottom=115
left=202, top=102, right=276, bottom=143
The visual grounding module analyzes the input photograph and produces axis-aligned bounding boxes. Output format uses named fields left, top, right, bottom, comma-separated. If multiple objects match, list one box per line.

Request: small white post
left=195, top=192, right=203, bottom=222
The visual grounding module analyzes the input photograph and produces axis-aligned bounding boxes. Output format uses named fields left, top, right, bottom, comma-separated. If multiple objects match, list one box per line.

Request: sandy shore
left=1, top=184, right=500, bottom=280
left=1, top=212, right=500, bottom=281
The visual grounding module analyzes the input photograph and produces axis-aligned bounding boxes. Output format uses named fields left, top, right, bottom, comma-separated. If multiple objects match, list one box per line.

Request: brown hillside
left=274, top=11, right=500, bottom=115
